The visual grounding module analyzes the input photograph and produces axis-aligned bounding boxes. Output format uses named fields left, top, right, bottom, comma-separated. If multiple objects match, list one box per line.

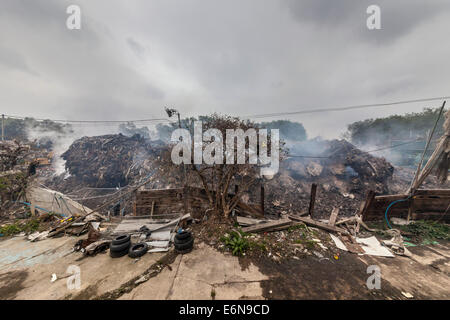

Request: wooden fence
left=362, top=189, right=450, bottom=222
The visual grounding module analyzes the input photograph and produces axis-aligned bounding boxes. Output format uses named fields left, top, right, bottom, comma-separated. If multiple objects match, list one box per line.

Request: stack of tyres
left=110, top=234, right=131, bottom=258
left=174, top=230, right=194, bottom=253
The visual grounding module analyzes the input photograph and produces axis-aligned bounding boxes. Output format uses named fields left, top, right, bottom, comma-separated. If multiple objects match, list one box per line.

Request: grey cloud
left=0, top=0, right=450, bottom=139
left=285, top=0, right=450, bottom=44
left=0, top=46, right=38, bottom=75
left=127, top=37, right=147, bottom=60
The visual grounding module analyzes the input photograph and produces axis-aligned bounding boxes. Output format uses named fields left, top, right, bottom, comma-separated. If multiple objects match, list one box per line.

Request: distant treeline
left=345, top=107, right=447, bottom=146
left=2, top=117, right=72, bottom=141
left=155, top=118, right=307, bottom=142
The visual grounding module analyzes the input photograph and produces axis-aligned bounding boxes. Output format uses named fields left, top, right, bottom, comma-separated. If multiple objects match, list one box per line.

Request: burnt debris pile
left=0, top=140, right=30, bottom=172
left=0, top=140, right=33, bottom=211
left=265, top=139, right=395, bottom=217
left=61, top=134, right=165, bottom=188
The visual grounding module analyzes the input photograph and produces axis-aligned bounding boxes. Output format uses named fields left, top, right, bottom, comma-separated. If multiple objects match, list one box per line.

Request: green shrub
left=401, top=220, right=449, bottom=242
left=0, top=224, right=21, bottom=236
left=220, top=230, right=249, bottom=256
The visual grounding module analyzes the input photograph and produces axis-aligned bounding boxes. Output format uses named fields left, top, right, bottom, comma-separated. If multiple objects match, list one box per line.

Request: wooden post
left=30, top=201, right=36, bottom=216
left=359, top=190, right=375, bottom=221
left=133, top=191, right=137, bottom=216
left=407, top=197, right=414, bottom=223
left=150, top=201, right=155, bottom=217
left=308, top=183, right=317, bottom=218
left=260, top=184, right=265, bottom=216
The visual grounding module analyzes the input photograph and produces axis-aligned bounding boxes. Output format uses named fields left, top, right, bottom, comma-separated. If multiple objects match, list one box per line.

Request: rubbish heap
left=264, top=139, right=395, bottom=218
left=61, top=134, right=166, bottom=188
left=0, top=140, right=33, bottom=213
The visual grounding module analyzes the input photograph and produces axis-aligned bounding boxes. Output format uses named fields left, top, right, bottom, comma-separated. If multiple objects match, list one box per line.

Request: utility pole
left=165, top=108, right=188, bottom=214
left=1, top=114, right=4, bottom=141
left=165, top=108, right=185, bottom=179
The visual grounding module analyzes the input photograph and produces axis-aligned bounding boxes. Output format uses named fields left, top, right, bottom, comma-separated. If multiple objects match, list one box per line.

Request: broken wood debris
left=237, top=212, right=351, bottom=234
left=328, top=207, right=339, bottom=226
left=236, top=216, right=269, bottom=227
left=288, top=215, right=348, bottom=234
left=241, top=218, right=292, bottom=233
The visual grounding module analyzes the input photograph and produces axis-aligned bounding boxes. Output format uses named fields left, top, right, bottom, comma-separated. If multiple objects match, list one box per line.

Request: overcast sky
left=1, top=0, right=450, bottom=138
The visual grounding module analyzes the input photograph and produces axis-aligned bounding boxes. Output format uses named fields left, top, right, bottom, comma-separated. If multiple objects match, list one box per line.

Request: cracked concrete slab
left=120, top=242, right=268, bottom=300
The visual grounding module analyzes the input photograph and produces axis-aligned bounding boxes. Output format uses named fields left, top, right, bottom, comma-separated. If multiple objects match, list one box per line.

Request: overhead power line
left=4, top=114, right=174, bottom=124
left=245, top=96, right=450, bottom=119
left=2, top=95, right=448, bottom=126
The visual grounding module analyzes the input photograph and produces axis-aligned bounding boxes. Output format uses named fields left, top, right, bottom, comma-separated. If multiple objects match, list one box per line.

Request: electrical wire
left=244, top=96, right=450, bottom=119
left=3, top=95, right=449, bottom=124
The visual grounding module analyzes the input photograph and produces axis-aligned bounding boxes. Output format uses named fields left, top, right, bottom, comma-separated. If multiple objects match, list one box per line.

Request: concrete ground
left=0, top=235, right=164, bottom=299
left=119, top=242, right=268, bottom=300
left=0, top=235, right=448, bottom=300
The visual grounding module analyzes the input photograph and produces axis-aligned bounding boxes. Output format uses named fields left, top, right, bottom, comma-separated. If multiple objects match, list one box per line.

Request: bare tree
left=166, top=114, right=286, bottom=218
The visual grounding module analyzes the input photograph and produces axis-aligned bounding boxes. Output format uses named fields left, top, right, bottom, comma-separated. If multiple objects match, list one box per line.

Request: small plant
left=220, top=230, right=249, bottom=256
left=249, top=239, right=268, bottom=252
left=400, top=220, right=449, bottom=242
left=22, top=218, right=40, bottom=233
left=295, top=238, right=316, bottom=250
left=0, top=224, right=21, bottom=236
left=287, top=223, right=306, bottom=233
left=0, top=218, right=40, bottom=237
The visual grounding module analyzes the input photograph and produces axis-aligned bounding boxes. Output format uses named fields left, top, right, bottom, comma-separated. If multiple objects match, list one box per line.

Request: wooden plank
left=268, top=221, right=304, bottom=232
left=288, top=215, right=348, bottom=234
left=242, top=219, right=292, bottom=233
left=150, top=201, right=155, bottom=217
left=415, top=189, right=450, bottom=196
left=374, top=194, right=408, bottom=201
left=236, top=216, right=267, bottom=226
left=328, top=208, right=339, bottom=226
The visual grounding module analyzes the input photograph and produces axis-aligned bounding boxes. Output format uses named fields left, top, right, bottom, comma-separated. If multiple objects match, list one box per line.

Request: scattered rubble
left=0, top=124, right=447, bottom=293
left=263, top=139, right=396, bottom=218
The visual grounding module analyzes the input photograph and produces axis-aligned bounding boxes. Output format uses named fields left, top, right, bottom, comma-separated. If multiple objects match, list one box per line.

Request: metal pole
left=260, top=184, right=265, bottom=216
left=177, top=112, right=187, bottom=187
left=1, top=114, right=4, bottom=141
left=177, top=112, right=189, bottom=216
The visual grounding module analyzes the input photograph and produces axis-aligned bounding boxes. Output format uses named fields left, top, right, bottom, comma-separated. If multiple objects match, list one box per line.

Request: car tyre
left=128, top=242, right=149, bottom=258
